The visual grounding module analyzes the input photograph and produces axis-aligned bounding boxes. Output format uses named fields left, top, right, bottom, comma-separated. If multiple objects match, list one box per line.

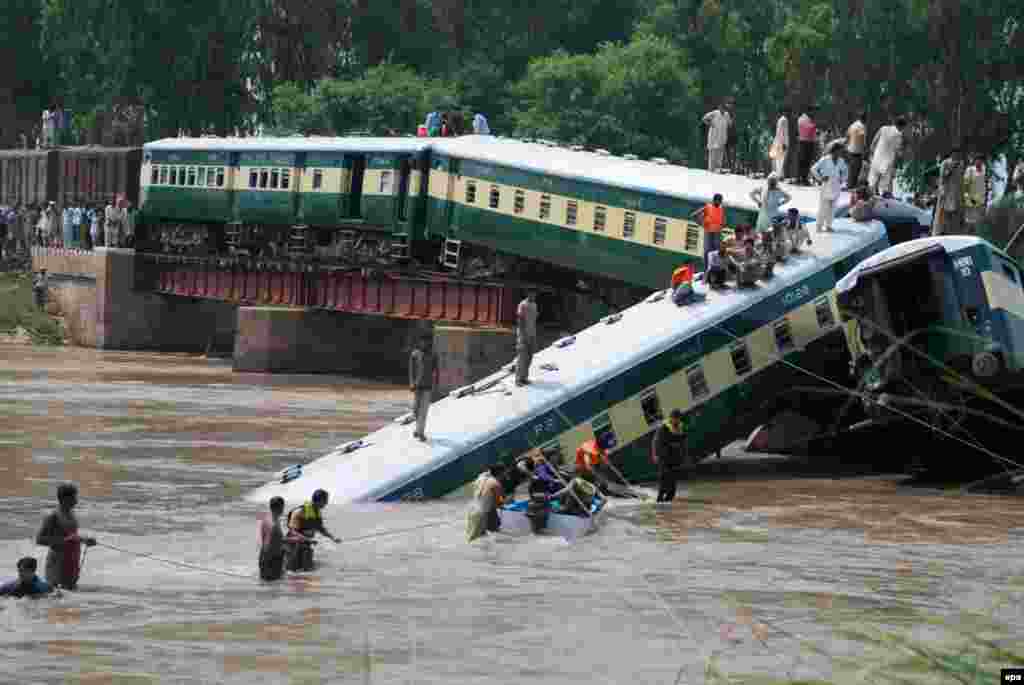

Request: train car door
left=346, top=155, right=366, bottom=218
left=446, top=158, right=459, bottom=230
left=396, top=156, right=411, bottom=223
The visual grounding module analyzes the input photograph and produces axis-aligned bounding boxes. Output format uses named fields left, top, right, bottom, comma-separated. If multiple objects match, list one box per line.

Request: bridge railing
left=134, top=253, right=520, bottom=328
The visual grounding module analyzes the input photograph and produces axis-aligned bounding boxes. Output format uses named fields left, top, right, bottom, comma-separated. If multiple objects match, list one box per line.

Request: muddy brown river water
left=0, top=343, right=1022, bottom=684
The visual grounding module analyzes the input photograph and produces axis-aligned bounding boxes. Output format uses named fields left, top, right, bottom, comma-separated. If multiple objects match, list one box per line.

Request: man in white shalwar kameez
left=868, top=117, right=906, bottom=195
left=769, top=108, right=789, bottom=177
left=702, top=104, right=731, bottom=172
left=810, top=142, right=848, bottom=233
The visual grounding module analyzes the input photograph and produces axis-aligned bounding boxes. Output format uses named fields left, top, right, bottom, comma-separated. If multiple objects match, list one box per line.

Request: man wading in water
left=35, top=483, right=97, bottom=590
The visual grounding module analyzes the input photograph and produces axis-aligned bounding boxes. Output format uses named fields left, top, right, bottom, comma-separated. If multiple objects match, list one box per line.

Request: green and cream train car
left=139, top=135, right=838, bottom=291
left=140, top=137, right=431, bottom=257
left=250, top=217, right=892, bottom=506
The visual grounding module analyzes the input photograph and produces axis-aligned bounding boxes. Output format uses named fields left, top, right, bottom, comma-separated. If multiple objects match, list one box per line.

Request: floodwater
left=1, top=343, right=1023, bottom=684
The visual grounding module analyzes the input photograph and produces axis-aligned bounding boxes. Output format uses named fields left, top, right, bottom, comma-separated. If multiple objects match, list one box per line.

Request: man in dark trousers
left=652, top=409, right=689, bottom=503
left=409, top=333, right=440, bottom=441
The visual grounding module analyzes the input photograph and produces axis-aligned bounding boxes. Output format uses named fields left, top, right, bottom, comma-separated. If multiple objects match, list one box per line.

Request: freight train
left=0, top=146, right=142, bottom=209
left=137, top=135, right=930, bottom=293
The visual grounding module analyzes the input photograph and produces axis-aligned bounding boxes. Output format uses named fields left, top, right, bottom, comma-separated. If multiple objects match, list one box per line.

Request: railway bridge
left=31, top=247, right=529, bottom=396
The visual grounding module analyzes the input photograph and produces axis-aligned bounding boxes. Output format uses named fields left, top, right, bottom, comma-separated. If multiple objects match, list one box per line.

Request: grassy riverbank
left=0, top=271, right=64, bottom=345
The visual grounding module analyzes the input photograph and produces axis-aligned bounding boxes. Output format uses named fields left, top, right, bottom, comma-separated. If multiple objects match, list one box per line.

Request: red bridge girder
left=138, top=255, right=520, bottom=328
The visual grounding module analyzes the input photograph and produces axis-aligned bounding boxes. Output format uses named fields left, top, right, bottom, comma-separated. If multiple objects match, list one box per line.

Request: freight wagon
left=0, top=147, right=142, bottom=209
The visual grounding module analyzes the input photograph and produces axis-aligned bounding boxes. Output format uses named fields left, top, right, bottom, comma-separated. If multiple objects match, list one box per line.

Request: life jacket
left=288, top=501, right=321, bottom=535
left=671, top=265, right=693, bottom=289
left=703, top=204, right=725, bottom=232
left=575, top=440, right=607, bottom=471
left=654, top=418, right=688, bottom=465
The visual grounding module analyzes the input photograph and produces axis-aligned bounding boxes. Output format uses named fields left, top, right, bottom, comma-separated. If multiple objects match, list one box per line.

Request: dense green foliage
left=6, top=1, right=1024, bottom=185
left=0, top=273, right=64, bottom=345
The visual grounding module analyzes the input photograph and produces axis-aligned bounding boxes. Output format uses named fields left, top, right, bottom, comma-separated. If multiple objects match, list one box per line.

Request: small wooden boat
left=497, top=496, right=606, bottom=541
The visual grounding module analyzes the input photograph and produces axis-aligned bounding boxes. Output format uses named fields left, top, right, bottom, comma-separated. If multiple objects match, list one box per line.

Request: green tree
left=0, top=0, right=49, bottom=146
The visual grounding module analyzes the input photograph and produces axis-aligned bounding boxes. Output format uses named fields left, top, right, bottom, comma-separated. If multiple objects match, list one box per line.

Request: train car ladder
left=442, top=238, right=461, bottom=270
left=224, top=222, right=242, bottom=248
left=391, top=233, right=410, bottom=260
left=288, top=225, right=312, bottom=258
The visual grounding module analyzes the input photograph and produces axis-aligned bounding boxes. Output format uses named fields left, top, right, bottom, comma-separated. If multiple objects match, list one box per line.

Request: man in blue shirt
left=0, top=558, right=52, bottom=598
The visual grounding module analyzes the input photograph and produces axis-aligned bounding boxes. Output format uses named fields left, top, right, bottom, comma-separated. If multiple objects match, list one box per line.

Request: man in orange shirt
left=690, top=193, right=725, bottom=272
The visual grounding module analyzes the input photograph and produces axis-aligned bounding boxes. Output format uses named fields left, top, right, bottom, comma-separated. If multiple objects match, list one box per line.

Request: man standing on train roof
left=652, top=409, right=688, bottom=503
left=964, top=155, right=987, bottom=231
left=868, top=117, right=907, bottom=196
left=0, top=558, right=52, bottom=598
left=934, top=147, right=965, bottom=236
left=515, top=291, right=538, bottom=386
left=690, top=193, right=725, bottom=272
left=424, top=110, right=441, bottom=137
left=769, top=107, right=790, bottom=178
left=285, top=489, right=339, bottom=572
left=797, top=107, right=818, bottom=185
left=409, top=333, right=440, bottom=441
left=846, top=113, right=868, bottom=189
left=472, top=112, right=490, bottom=135
left=810, top=141, right=849, bottom=233
left=35, top=483, right=97, bottom=591
left=702, top=102, right=731, bottom=172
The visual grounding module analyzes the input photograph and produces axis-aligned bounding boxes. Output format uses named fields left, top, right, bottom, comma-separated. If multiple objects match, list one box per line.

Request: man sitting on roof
left=705, top=240, right=729, bottom=289
left=731, top=239, right=762, bottom=287
left=671, top=265, right=695, bottom=305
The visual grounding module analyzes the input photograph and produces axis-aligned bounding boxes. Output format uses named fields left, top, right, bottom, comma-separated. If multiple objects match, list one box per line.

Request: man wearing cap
left=652, top=409, right=689, bottom=503
left=409, top=333, right=440, bottom=441
left=515, top=291, right=538, bottom=386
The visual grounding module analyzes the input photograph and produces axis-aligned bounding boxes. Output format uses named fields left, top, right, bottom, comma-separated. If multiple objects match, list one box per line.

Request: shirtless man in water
left=35, top=483, right=97, bottom=590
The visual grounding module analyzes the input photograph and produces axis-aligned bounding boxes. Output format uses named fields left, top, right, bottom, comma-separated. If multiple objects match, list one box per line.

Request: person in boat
left=500, top=454, right=535, bottom=498
left=0, top=558, right=52, bottom=598
left=531, top=450, right=563, bottom=495
left=546, top=472, right=598, bottom=517
left=652, top=409, right=689, bottom=503
left=285, top=489, right=340, bottom=572
left=259, top=496, right=286, bottom=581
left=35, top=483, right=97, bottom=590
left=575, top=436, right=617, bottom=493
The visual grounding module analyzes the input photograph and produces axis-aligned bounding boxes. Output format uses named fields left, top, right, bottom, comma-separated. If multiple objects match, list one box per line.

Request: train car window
left=465, top=181, right=476, bottom=204
left=685, top=224, right=700, bottom=252
left=773, top=318, right=795, bottom=353
left=686, top=364, right=710, bottom=400
left=514, top=190, right=525, bottom=215
left=281, top=169, right=290, bottom=190
left=216, top=168, right=225, bottom=187
left=730, top=342, right=752, bottom=376
left=209, top=168, right=218, bottom=187
left=158, top=167, right=167, bottom=185
left=150, top=166, right=159, bottom=185
left=187, top=167, right=197, bottom=186
left=653, top=217, right=667, bottom=245
left=566, top=200, right=578, bottom=226
left=259, top=169, right=269, bottom=189
left=170, top=167, right=179, bottom=186
left=623, top=211, right=636, bottom=238
left=639, top=388, right=663, bottom=425
left=489, top=185, right=500, bottom=209
left=269, top=169, right=280, bottom=189
left=815, top=296, right=835, bottom=328
left=594, top=206, right=606, bottom=232
left=997, top=256, right=1020, bottom=285
left=539, top=194, right=551, bottom=219
left=197, top=167, right=207, bottom=187
left=380, top=171, right=393, bottom=194
left=249, top=170, right=258, bottom=189
left=312, top=169, right=323, bottom=190
left=591, top=413, right=618, bottom=451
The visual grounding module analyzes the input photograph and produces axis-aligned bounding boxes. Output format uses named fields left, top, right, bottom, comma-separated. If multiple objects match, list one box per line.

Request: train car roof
left=144, top=136, right=431, bottom=154
left=248, top=217, right=889, bottom=506
left=432, top=135, right=825, bottom=217
left=836, top=235, right=991, bottom=294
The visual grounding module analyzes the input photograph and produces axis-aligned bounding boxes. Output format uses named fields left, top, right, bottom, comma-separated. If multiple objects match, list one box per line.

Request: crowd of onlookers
left=0, top=195, right=135, bottom=259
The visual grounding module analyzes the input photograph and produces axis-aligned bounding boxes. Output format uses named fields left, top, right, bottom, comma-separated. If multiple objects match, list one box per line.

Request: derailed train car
left=0, top=147, right=142, bottom=208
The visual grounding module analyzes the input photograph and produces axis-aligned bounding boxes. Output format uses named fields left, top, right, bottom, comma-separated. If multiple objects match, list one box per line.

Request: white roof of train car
left=144, top=137, right=432, bottom=154
left=248, top=217, right=888, bottom=507
left=432, top=135, right=825, bottom=217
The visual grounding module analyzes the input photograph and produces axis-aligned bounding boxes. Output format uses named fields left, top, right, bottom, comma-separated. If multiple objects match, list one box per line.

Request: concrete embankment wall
left=30, top=249, right=534, bottom=396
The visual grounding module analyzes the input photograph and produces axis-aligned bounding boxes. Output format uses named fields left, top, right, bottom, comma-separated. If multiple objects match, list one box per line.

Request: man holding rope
left=35, top=483, right=97, bottom=590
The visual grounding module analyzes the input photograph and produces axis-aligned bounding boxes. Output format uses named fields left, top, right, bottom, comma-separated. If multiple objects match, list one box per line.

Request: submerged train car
left=250, top=217, right=891, bottom=505
left=0, top=146, right=142, bottom=208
